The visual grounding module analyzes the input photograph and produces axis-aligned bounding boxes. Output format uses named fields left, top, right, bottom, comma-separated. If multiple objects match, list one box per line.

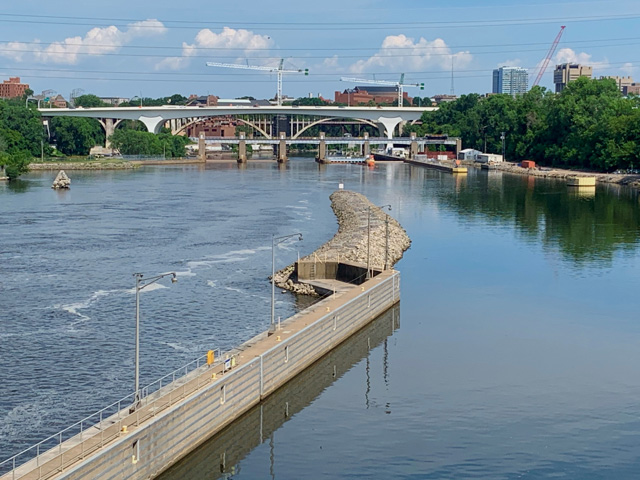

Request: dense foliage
left=119, top=94, right=188, bottom=107
left=405, top=78, right=640, bottom=171
left=74, top=94, right=108, bottom=108
left=50, top=117, right=105, bottom=155
left=109, top=129, right=190, bottom=157
left=0, top=99, right=46, bottom=156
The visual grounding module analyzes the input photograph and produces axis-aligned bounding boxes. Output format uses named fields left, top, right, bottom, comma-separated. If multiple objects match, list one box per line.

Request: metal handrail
left=0, top=347, right=222, bottom=476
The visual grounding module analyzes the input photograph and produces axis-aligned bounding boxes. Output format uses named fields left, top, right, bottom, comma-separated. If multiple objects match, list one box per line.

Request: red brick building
left=334, top=86, right=412, bottom=106
left=184, top=116, right=238, bottom=138
left=0, top=77, right=29, bottom=99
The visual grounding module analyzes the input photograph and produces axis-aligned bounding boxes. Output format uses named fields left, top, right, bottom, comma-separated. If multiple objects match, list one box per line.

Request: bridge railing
left=0, top=347, right=222, bottom=479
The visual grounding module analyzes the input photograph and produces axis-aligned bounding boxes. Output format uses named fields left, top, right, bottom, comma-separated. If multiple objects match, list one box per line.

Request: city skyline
left=0, top=0, right=639, bottom=100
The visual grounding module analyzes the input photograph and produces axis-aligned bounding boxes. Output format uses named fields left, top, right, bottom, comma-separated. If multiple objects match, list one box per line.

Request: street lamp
left=271, top=233, right=303, bottom=332
left=133, top=271, right=177, bottom=406
left=367, top=204, right=391, bottom=279
left=501, top=131, right=506, bottom=161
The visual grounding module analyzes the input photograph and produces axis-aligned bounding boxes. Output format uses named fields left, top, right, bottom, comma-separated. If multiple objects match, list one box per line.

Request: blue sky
left=1, top=0, right=639, bottom=101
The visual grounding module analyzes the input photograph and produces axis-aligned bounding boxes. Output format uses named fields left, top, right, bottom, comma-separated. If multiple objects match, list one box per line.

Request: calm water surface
left=1, top=160, right=639, bottom=479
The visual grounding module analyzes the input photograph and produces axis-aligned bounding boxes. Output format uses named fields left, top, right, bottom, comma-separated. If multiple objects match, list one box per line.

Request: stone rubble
left=52, top=170, right=71, bottom=189
left=273, top=190, right=412, bottom=295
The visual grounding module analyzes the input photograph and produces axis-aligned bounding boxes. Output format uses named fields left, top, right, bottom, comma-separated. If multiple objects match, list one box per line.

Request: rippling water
left=1, top=161, right=640, bottom=478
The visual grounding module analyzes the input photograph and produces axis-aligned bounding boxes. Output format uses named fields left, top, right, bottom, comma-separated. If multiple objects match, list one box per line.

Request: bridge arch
left=171, top=115, right=272, bottom=139
left=292, top=117, right=378, bottom=139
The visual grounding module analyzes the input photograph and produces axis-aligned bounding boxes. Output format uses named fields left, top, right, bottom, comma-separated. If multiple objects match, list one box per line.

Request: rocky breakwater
left=273, top=190, right=411, bottom=295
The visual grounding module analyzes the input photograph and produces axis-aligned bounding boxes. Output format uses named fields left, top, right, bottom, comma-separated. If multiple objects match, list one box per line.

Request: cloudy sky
left=1, top=0, right=639, bottom=100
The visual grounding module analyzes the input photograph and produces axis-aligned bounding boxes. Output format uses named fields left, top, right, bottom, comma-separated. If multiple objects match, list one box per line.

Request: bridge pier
left=198, top=132, right=206, bottom=162
left=317, top=132, right=327, bottom=163
left=363, top=132, right=370, bottom=157
left=456, top=137, right=462, bottom=156
left=277, top=132, right=287, bottom=163
left=409, top=132, right=418, bottom=159
left=238, top=133, right=247, bottom=163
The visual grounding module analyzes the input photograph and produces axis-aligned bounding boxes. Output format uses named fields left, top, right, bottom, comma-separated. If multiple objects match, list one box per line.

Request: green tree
left=74, top=94, right=108, bottom=108
left=50, top=117, right=105, bottom=155
left=109, top=129, right=190, bottom=157
left=2, top=150, right=31, bottom=180
left=292, top=97, right=329, bottom=106
left=0, top=99, right=46, bottom=156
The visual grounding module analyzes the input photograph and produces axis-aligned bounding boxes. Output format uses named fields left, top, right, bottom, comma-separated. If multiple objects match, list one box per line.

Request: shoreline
left=466, top=160, right=640, bottom=189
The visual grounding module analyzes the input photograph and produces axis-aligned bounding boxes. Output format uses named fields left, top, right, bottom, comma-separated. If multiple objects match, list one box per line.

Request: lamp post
left=271, top=233, right=303, bottom=332
left=501, top=131, right=506, bottom=161
left=367, top=204, right=391, bottom=279
left=133, top=271, right=177, bottom=406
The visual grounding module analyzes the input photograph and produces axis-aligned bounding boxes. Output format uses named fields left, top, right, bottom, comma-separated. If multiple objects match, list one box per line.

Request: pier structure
left=204, top=135, right=461, bottom=163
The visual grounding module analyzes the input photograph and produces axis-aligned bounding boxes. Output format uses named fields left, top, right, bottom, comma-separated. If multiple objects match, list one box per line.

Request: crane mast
left=206, top=59, right=309, bottom=106
left=340, top=75, right=424, bottom=107
left=532, top=26, right=566, bottom=87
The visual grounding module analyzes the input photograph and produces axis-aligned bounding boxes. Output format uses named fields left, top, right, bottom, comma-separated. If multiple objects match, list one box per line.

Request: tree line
left=0, top=93, right=194, bottom=179
left=404, top=77, right=640, bottom=172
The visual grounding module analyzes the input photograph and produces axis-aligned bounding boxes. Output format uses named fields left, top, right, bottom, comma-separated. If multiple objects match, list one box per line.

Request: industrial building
left=492, top=67, right=529, bottom=96
left=554, top=64, right=593, bottom=92
left=334, top=86, right=412, bottom=106
left=599, top=76, right=634, bottom=92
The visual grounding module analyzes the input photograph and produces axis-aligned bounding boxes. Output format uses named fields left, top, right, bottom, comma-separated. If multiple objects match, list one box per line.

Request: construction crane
left=340, top=75, right=424, bottom=107
left=206, top=59, right=309, bottom=106
left=532, top=25, right=566, bottom=87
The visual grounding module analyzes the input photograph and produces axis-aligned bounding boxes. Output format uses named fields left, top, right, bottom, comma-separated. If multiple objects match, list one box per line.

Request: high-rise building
left=492, top=67, right=529, bottom=96
left=553, top=64, right=593, bottom=93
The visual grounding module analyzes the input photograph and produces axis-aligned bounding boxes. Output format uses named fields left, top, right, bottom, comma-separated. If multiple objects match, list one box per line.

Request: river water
left=1, top=160, right=639, bottom=478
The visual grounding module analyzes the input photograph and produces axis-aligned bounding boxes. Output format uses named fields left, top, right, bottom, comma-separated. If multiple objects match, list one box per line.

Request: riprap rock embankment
left=274, top=190, right=411, bottom=295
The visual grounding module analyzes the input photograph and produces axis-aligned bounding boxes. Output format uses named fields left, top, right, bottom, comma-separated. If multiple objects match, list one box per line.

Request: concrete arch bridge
left=39, top=105, right=435, bottom=144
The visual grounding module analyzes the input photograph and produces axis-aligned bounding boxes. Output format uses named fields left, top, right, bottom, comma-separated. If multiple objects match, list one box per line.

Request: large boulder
left=52, top=170, right=71, bottom=189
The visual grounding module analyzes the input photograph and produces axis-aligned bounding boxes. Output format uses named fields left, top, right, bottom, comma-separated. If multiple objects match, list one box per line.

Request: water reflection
left=408, top=167, right=640, bottom=266
left=158, top=305, right=400, bottom=480
left=4, top=179, right=31, bottom=193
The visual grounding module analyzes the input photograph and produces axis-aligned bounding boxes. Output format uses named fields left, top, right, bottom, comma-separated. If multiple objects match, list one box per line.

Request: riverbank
left=274, top=190, right=411, bottom=295
left=469, top=161, right=640, bottom=189
left=29, top=161, right=140, bottom=170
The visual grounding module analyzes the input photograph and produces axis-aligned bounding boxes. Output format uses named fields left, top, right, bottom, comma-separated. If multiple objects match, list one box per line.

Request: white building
left=458, top=148, right=482, bottom=161
left=477, top=153, right=504, bottom=164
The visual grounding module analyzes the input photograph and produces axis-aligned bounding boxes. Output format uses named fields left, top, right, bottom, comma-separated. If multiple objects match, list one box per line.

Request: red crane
left=532, top=26, right=566, bottom=87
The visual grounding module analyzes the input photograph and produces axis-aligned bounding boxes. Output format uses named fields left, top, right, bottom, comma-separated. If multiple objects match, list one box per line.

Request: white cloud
left=621, top=62, right=636, bottom=76
left=498, top=59, right=523, bottom=68
left=155, top=27, right=273, bottom=71
left=0, top=19, right=167, bottom=65
left=555, top=48, right=609, bottom=71
left=347, top=34, right=472, bottom=74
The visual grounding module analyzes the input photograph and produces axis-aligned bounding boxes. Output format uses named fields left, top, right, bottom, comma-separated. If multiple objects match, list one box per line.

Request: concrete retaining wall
left=41, top=272, right=400, bottom=480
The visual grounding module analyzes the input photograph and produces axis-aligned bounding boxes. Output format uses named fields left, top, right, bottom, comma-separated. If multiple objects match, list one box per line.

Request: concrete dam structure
left=1, top=192, right=409, bottom=480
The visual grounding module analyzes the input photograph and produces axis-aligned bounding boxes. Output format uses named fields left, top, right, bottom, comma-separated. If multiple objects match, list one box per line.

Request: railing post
left=59, top=432, right=63, bottom=472
left=260, top=355, right=264, bottom=397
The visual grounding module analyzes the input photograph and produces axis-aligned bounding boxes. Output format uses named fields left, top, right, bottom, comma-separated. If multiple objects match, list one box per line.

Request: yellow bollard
left=212, top=373, right=217, bottom=379
left=231, top=357, right=236, bottom=367
left=276, top=336, right=281, bottom=342
left=121, top=425, right=128, bottom=433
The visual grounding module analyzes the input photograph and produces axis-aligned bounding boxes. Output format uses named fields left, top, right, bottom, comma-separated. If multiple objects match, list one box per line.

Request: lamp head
left=171, top=273, right=178, bottom=283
